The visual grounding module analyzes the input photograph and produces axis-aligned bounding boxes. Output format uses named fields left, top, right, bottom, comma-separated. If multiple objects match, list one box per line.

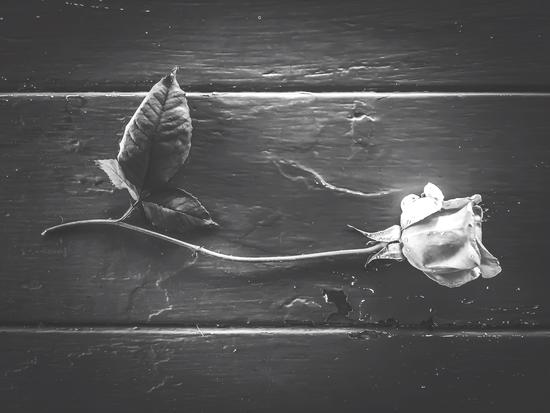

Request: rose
left=353, top=183, right=502, bottom=287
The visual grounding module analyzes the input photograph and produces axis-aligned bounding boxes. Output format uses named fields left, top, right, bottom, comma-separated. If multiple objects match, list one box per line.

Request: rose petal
left=470, top=194, right=482, bottom=205
left=401, top=194, right=419, bottom=212
left=442, top=198, right=470, bottom=210
left=472, top=205, right=483, bottom=242
left=423, top=183, right=444, bottom=201
left=400, top=183, right=445, bottom=229
left=476, top=239, right=502, bottom=278
left=403, top=239, right=480, bottom=274
left=422, top=267, right=481, bottom=288
left=400, top=196, right=442, bottom=229
left=401, top=204, right=481, bottom=272
left=442, top=194, right=482, bottom=210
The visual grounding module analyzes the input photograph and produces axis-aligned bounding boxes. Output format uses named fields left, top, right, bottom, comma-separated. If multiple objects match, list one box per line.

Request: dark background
left=1, top=0, right=550, bottom=411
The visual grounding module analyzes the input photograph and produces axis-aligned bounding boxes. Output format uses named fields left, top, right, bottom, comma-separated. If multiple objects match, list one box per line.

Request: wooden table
left=1, top=1, right=549, bottom=411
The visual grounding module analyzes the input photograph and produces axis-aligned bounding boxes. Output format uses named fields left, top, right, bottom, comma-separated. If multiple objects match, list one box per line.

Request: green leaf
left=142, top=188, right=218, bottom=233
left=117, top=68, right=192, bottom=193
left=95, top=159, right=139, bottom=200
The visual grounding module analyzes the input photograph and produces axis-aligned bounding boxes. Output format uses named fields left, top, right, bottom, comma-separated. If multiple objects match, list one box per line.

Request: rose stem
left=115, top=200, right=140, bottom=222
left=41, top=219, right=385, bottom=263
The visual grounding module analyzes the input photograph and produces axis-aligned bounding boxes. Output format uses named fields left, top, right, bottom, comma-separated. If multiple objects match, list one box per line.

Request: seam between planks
left=3, top=92, right=550, bottom=99
left=1, top=327, right=550, bottom=338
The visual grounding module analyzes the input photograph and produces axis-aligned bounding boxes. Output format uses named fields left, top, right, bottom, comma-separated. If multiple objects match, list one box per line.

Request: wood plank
left=0, top=328, right=548, bottom=412
left=2, top=0, right=550, bottom=91
left=1, top=93, right=549, bottom=326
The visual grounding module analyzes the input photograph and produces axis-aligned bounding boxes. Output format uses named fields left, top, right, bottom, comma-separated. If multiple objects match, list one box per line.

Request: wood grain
left=1, top=0, right=550, bottom=92
left=0, top=328, right=548, bottom=412
left=1, top=93, right=548, bottom=326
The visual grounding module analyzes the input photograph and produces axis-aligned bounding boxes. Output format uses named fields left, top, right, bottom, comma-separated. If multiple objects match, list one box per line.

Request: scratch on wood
left=146, top=375, right=172, bottom=394
left=272, top=158, right=398, bottom=197
left=147, top=306, right=174, bottom=322
left=282, top=297, right=322, bottom=309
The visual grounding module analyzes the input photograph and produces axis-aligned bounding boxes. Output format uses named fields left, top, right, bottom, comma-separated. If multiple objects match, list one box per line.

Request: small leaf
left=142, top=188, right=218, bottom=233
left=117, top=68, right=192, bottom=193
left=95, top=159, right=139, bottom=200
left=348, top=224, right=401, bottom=242
left=366, top=242, right=405, bottom=266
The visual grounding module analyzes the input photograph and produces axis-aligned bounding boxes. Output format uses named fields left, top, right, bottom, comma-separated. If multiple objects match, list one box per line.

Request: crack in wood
left=272, top=158, right=398, bottom=198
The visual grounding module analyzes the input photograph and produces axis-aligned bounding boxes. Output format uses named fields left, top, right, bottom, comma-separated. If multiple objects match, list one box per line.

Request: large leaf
left=142, top=188, right=218, bottom=233
left=95, top=159, right=139, bottom=201
left=117, top=68, right=192, bottom=194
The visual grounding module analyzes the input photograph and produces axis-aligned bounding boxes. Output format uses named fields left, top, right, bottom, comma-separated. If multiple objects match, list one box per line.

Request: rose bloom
left=355, top=183, right=502, bottom=287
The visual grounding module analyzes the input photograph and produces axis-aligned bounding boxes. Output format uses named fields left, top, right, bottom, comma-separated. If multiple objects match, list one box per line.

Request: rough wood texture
left=0, top=328, right=548, bottom=412
left=1, top=0, right=550, bottom=91
left=1, top=94, right=548, bottom=326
